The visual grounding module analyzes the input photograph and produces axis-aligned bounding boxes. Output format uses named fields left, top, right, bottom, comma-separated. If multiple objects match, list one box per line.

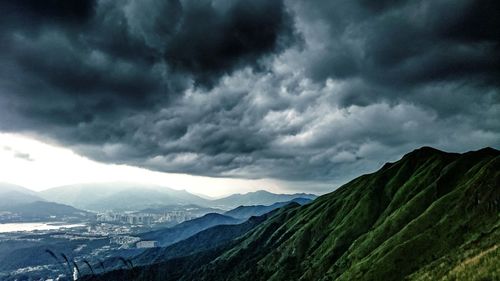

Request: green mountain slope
left=197, top=147, right=499, bottom=281
left=83, top=147, right=500, bottom=281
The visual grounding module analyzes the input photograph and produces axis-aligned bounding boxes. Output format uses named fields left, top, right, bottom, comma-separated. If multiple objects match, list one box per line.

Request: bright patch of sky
left=0, top=133, right=295, bottom=197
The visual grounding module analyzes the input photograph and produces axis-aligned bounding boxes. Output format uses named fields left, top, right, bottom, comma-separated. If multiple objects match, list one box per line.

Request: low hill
left=85, top=147, right=500, bottom=281
left=1, top=201, right=91, bottom=221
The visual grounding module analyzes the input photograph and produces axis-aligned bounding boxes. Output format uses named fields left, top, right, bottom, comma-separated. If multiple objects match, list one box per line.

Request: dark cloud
left=0, top=0, right=295, bottom=127
left=0, top=0, right=499, bottom=190
left=294, top=0, right=500, bottom=90
left=162, top=0, right=296, bottom=86
left=1, top=0, right=96, bottom=27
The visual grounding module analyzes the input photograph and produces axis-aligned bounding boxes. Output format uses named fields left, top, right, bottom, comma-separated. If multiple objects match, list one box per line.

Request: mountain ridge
left=38, top=183, right=317, bottom=211
left=224, top=198, right=312, bottom=219
left=0, top=201, right=92, bottom=222
left=211, top=190, right=317, bottom=209
left=0, top=183, right=45, bottom=209
left=139, top=212, right=241, bottom=247
left=83, top=147, right=500, bottom=281
left=39, top=183, right=209, bottom=211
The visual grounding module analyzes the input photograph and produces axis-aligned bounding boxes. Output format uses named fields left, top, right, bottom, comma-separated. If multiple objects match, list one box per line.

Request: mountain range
left=224, top=197, right=312, bottom=219
left=38, top=183, right=209, bottom=211
left=82, top=147, right=500, bottom=281
left=0, top=183, right=93, bottom=222
left=37, top=183, right=317, bottom=211
left=133, top=210, right=280, bottom=266
left=1, top=181, right=317, bottom=224
left=210, top=190, right=317, bottom=209
left=139, top=213, right=241, bottom=247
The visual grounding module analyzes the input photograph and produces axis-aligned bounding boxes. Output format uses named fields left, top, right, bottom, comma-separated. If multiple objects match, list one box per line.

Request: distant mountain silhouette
left=0, top=183, right=44, bottom=209
left=224, top=197, right=312, bottom=219
left=39, top=182, right=317, bottom=211
left=211, top=190, right=317, bottom=209
left=40, top=183, right=209, bottom=211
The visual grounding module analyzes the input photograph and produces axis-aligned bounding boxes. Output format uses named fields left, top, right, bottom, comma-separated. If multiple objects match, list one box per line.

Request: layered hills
left=39, top=183, right=316, bottom=211
left=139, top=213, right=241, bottom=247
left=224, top=197, right=312, bottom=219
left=211, top=190, right=317, bottom=209
left=39, top=183, right=209, bottom=211
left=86, top=147, right=500, bottom=281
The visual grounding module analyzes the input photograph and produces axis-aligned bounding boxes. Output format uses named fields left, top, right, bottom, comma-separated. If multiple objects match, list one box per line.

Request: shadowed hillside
left=139, top=213, right=241, bottom=247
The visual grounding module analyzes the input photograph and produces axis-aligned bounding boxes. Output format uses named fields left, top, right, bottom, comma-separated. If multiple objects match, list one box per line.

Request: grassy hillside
left=84, top=147, right=500, bottom=281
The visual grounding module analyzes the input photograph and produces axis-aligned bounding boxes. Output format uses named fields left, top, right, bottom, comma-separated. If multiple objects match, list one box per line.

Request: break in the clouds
left=0, top=0, right=499, bottom=190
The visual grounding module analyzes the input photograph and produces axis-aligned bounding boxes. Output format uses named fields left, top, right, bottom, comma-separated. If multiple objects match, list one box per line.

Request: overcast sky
left=0, top=0, right=499, bottom=195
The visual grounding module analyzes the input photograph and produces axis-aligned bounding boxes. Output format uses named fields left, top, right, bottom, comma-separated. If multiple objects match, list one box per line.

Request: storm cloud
left=0, top=0, right=499, bottom=190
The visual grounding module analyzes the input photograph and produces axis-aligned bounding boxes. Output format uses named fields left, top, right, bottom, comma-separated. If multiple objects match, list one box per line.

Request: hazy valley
left=0, top=183, right=315, bottom=280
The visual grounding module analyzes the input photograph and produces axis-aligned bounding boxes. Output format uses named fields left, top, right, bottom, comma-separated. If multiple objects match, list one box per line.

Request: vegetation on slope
left=195, top=147, right=499, bottom=281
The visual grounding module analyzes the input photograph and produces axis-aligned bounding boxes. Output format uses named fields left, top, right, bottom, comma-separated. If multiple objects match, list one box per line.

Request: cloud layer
left=1, top=0, right=499, bottom=190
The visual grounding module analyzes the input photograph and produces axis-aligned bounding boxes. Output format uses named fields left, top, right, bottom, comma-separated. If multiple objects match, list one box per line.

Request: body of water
left=0, top=222, right=85, bottom=233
